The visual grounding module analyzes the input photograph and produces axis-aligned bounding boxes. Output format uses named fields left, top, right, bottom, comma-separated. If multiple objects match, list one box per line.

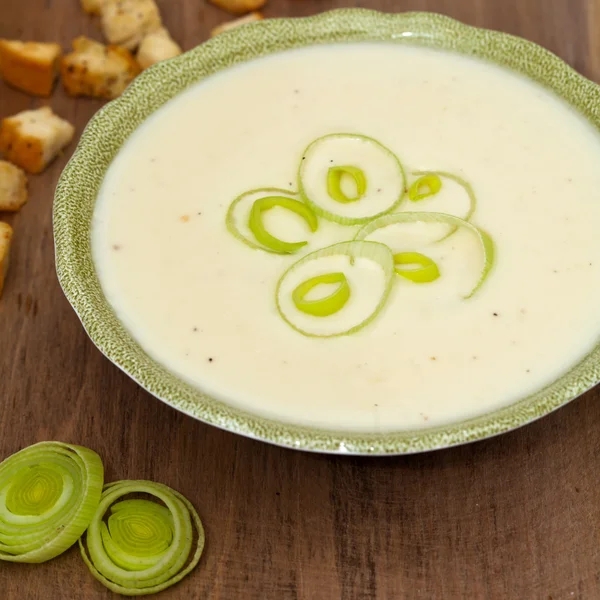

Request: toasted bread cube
left=61, top=36, right=139, bottom=99
left=100, top=0, right=162, bottom=50
left=0, top=107, right=75, bottom=174
left=210, top=12, right=264, bottom=37
left=208, top=0, right=266, bottom=16
left=81, top=0, right=107, bottom=14
left=0, top=222, right=13, bottom=298
left=0, top=40, right=61, bottom=97
left=0, top=161, right=27, bottom=212
left=136, top=28, right=182, bottom=70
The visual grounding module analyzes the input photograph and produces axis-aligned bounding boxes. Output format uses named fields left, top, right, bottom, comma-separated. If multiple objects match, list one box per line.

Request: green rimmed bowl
left=53, top=8, right=600, bottom=455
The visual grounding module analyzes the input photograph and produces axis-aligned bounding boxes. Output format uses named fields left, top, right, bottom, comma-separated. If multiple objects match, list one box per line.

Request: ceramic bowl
left=54, top=9, right=600, bottom=454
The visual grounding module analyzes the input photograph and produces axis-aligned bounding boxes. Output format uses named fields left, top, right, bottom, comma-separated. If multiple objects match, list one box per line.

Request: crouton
left=0, top=222, right=13, bottom=298
left=0, top=40, right=62, bottom=97
left=208, top=0, right=266, bottom=16
left=100, top=0, right=162, bottom=50
left=136, top=27, right=182, bottom=70
left=0, top=161, right=27, bottom=212
left=61, top=36, right=139, bottom=99
left=210, top=12, right=264, bottom=37
left=0, top=107, right=75, bottom=174
left=81, top=0, right=107, bottom=14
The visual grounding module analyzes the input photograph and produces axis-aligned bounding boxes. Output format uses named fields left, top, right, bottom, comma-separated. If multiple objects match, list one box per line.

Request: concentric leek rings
left=276, top=240, right=396, bottom=338
left=298, top=133, right=406, bottom=225
left=79, top=480, right=205, bottom=596
left=0, top=441, right=104, bottom=563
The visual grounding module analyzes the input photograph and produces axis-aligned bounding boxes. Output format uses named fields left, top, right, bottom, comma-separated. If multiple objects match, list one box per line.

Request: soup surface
left=92, top=43, right=600, bottom=431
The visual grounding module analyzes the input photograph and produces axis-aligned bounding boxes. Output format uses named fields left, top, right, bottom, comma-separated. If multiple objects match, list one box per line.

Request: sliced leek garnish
left=80, top=480, right=205, bottom=596
left=355, top=212, right=494, bottom=298
left=248, top=195, right=318, bottom=254
left=276, top=240, right=395, bottom=337
left=0, top=442, right=104, bottom=563
left=223, top=135, right=496, bottom=337
left=408, top=174, right=442, bottom=202
left=298, top=134, right=406, bottom=225
left=394, top=252, right=440, bottom=283
left=226, top=187, right=310, bottom=254
left=327, top=165, right=367, bottom=203
left=292, top=272, right=350, bottom=317
left=410, top=170, right=477, bottom=225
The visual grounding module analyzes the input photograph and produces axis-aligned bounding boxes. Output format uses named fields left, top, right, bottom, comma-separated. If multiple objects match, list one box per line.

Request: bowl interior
left=54, top=8, right=600, bottom=454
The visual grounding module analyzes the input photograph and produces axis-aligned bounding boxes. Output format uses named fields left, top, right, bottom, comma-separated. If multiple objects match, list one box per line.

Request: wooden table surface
left=2, top=0, right=600, bottom=598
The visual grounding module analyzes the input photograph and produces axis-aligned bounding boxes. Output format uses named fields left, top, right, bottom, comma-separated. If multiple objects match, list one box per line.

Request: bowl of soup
left=54, top=9, right=600, bottom=454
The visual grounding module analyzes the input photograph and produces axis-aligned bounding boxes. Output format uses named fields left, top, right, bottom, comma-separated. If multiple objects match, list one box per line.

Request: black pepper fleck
left=192, top=327, right=198, bottom=332
left=493, top=312, right=498, bottom=317
left=208, top=357, right=214, bottom=362
left=112, top=244, right=121, bottom=251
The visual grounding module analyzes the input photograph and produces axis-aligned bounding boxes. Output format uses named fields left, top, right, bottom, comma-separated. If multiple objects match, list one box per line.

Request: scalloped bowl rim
left=53, top=8, right=600, bottom=455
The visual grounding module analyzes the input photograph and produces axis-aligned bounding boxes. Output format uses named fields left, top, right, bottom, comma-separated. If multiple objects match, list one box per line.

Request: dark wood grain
left=2, top=1, right=600, bottom=598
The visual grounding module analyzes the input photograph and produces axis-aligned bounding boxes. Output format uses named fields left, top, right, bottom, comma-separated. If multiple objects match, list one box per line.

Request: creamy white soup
left=92, top=43, right=600, bottom=431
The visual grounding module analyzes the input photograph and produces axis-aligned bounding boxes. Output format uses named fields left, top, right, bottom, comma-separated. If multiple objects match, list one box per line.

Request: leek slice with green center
left=225, top=187, right=314, bottom=254
left=0, top=442, right=103, bottom=563
left=408, top=171, right=477, bottom=239
left=276, top=240, right=395, bottom=337
left=298, top=134, right=406, bottom=225
left=355, top=212, right=494, bottom=298
left=80, top=480, right=205, bottom=596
